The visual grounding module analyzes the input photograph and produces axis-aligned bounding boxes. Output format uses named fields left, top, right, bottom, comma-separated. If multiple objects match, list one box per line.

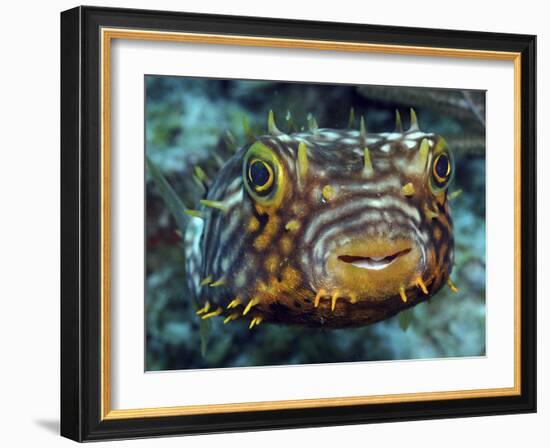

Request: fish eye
left=431, top=153, right=452, bottom=190
left=243, top=141, right=285, bottom=207
left=248, top=159, right=273, bottom=194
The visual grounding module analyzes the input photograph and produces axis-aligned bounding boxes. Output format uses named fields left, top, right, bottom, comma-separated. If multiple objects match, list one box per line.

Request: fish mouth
left=338, top=248, right=412, bottom=271
left=325, top=238, right=421, bottom=302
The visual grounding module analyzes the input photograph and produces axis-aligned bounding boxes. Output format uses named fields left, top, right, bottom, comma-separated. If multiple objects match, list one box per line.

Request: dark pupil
left=250, top=161, right=270, bottom=187
left=435, top=154, right=449, bottom=179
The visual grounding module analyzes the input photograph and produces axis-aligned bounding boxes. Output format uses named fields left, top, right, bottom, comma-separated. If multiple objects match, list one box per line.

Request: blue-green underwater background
left=145, top=76, right=486, bottom=371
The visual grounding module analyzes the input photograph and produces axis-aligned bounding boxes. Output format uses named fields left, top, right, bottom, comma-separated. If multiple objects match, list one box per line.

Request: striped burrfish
left=181, top=109, right=459, bottom=329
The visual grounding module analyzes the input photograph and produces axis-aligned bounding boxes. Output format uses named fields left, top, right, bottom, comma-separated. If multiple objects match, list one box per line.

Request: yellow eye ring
left=432, top=153, right=451, bottom=184
left=248, top=158, right=274, bottom=193
left=243, top=141, right=286, bottom=208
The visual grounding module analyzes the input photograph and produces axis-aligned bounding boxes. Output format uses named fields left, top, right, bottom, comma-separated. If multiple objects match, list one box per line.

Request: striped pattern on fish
left=188, top=110, right=457, bottom=328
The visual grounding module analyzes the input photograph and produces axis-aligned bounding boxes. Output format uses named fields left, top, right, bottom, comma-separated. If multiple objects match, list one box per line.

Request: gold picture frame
left=61, top=6, right=536, bottom=441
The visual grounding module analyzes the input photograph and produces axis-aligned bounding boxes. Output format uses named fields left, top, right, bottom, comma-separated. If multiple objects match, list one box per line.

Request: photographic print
left=61, top=9, right=536, bottom=440
left=145, top=77, right=486, bottom=371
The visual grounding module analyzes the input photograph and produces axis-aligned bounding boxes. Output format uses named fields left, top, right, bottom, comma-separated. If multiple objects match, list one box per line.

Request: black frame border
left=60, top=6, right=536, bottom=442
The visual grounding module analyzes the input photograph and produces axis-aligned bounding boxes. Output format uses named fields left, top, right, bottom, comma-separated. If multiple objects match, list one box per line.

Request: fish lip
left=337, top=248, right=412, bottom=270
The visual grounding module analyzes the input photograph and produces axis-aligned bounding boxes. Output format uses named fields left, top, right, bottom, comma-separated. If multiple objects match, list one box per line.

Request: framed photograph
left=60, top=6, right=536, bottom=441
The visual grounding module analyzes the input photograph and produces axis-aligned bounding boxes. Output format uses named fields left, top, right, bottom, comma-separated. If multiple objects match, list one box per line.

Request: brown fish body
left=189, top=111, right=456, bottom=328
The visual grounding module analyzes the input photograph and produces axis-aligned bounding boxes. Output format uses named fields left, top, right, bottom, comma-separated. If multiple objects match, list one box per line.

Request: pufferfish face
left=190, top=113, right=456, bottom=328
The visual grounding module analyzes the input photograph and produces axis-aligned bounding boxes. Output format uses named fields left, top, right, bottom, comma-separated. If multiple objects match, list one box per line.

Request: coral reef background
left=145, top=76, right=486, bottom=371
